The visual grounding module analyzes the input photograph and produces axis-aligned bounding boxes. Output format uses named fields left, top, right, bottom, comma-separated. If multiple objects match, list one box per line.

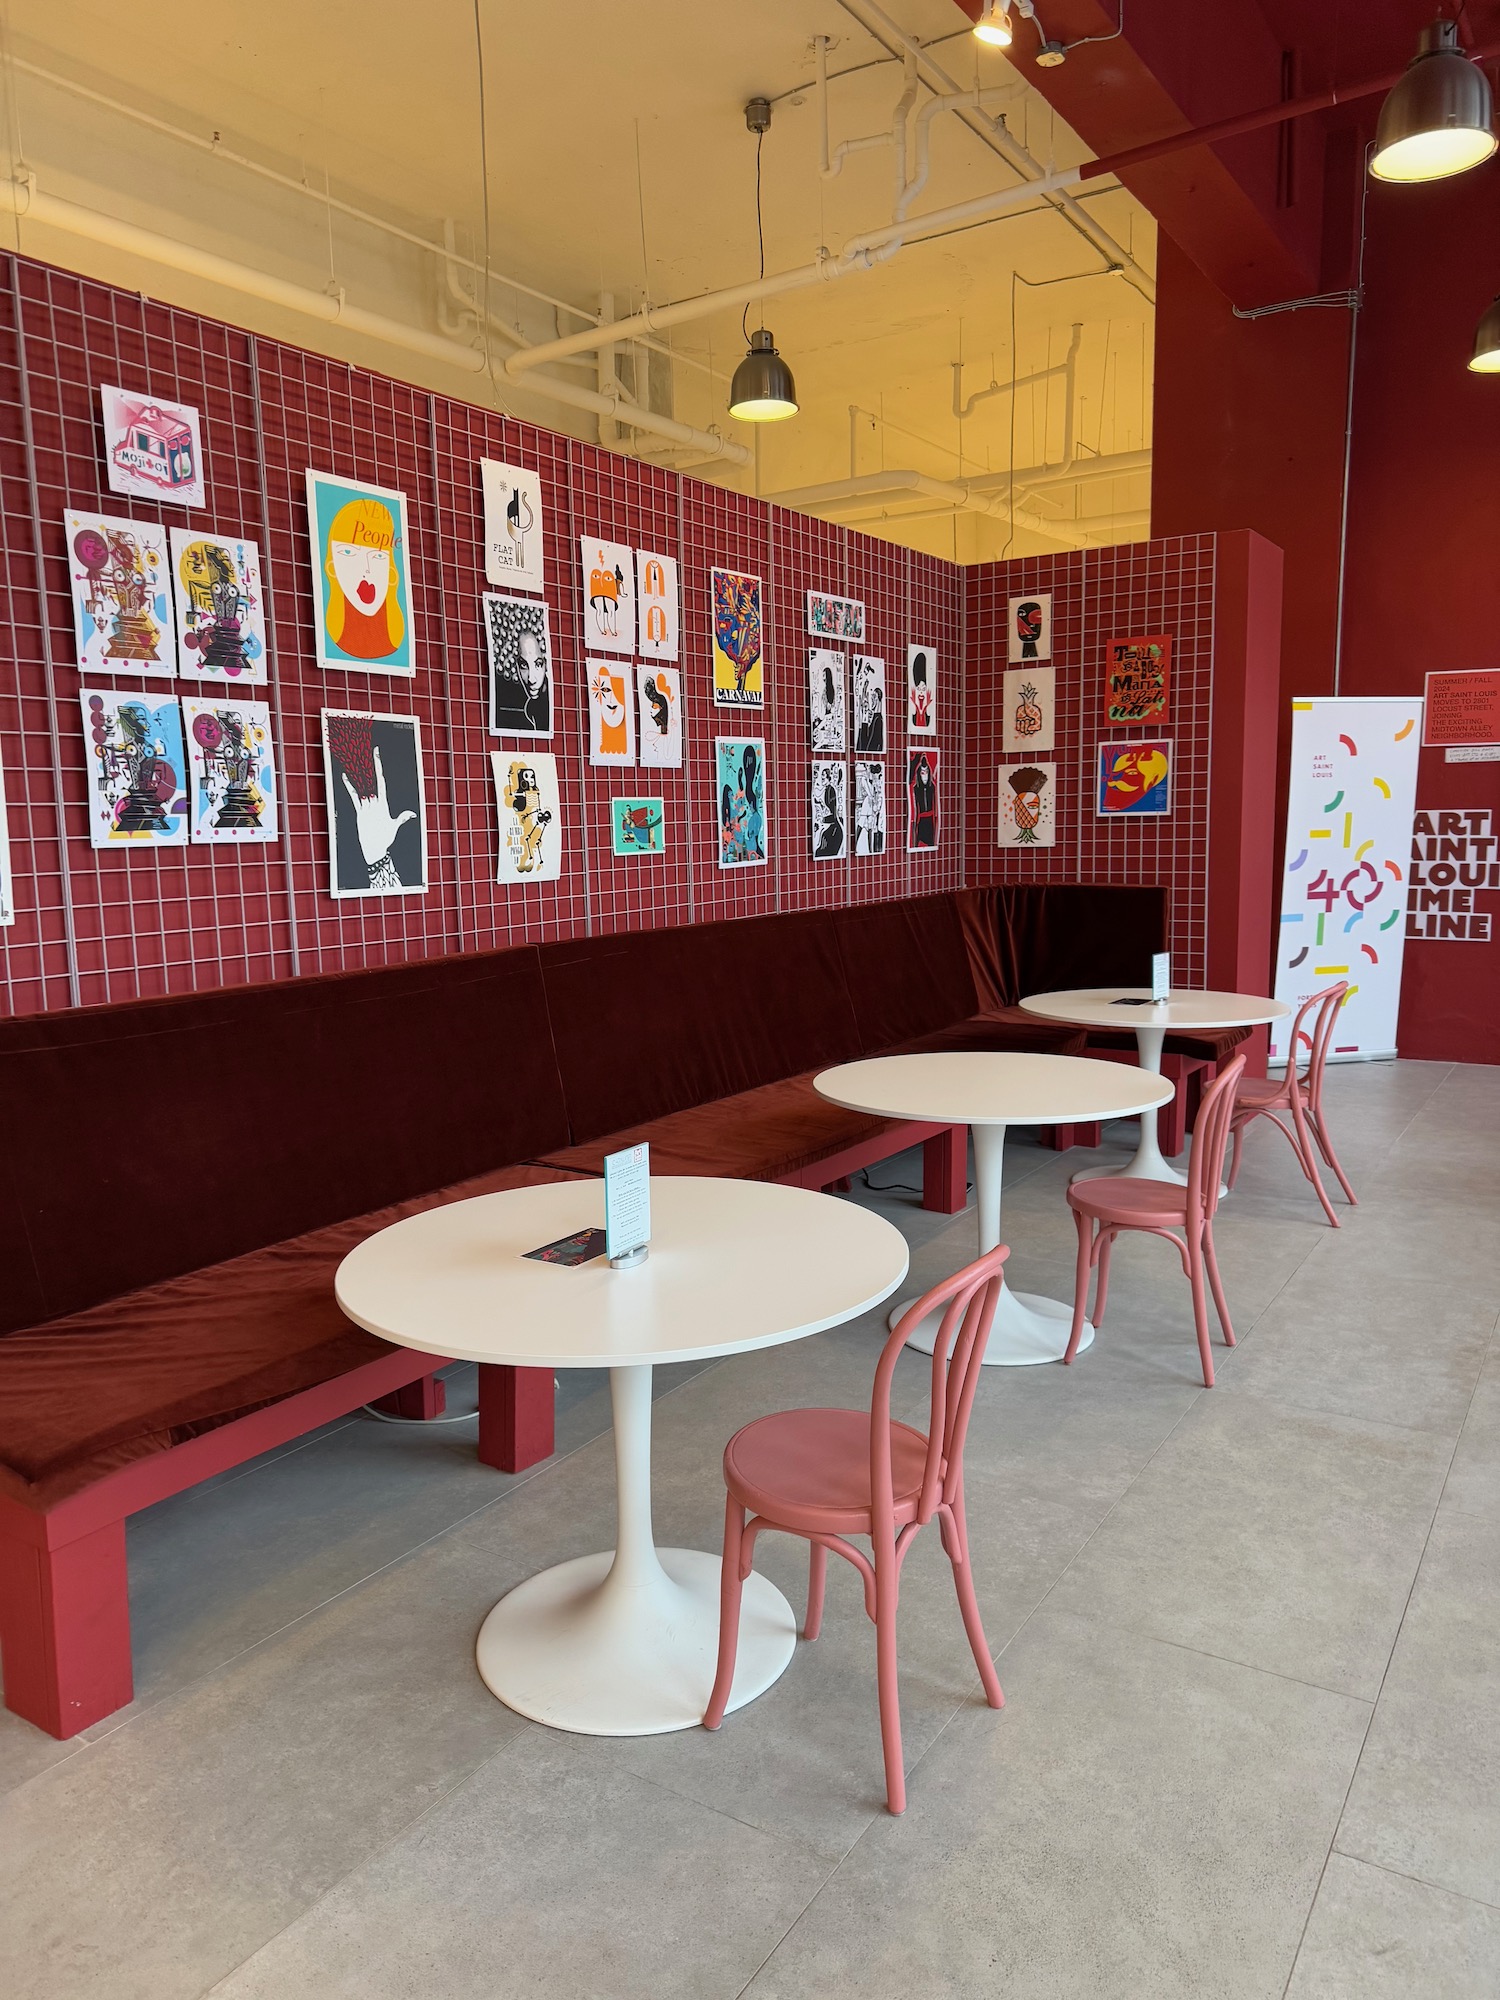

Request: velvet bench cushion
left=1080, top=1025, right=1254, bottom=1062
left=893, top=1006, right=1088, bottom=1059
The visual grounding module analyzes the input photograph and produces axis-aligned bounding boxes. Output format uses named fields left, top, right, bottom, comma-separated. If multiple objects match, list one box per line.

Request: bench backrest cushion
left=957, top=884, right=1168, bottom=1008
left=834, top=895, right=979, bottom=1054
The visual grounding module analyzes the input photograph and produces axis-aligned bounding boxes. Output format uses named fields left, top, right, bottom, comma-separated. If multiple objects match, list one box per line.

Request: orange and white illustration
left=635, top=549, right=679, bottom=660
left=579, top=535, right=635, bottom=654
left=306, top=472, right=415, bottom=675
left=636, top=665, right=681, bottom=768
left=588, top=662, right=635, bottom=766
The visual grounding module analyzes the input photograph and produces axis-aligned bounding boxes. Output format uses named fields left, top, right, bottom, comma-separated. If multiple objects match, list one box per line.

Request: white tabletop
left=815, top=1051, right=1173, bottom=1128
left=335, top=1176, right=909, bottom=1371
left=1019, top=987, right=1290, bottom=1031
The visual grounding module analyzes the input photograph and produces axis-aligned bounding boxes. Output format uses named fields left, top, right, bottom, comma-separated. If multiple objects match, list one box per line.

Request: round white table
left=1019, top=988, right=1290, bottom=1186
left=335, top=1176, right=907, bottom=1738
left=815, top=1053, right=1172, bottom=1367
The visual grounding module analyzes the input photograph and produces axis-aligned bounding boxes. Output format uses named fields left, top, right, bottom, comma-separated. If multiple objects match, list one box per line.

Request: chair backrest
left=1301, top=981, right=1348, bottom=1116
left=870, top=1245, right=1009, bottom=1529
left=1189, top=1052, right=1248, bottom=1223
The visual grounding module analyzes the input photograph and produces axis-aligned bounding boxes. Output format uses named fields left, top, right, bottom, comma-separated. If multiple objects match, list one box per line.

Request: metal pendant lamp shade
left=1470, top=295, right=1500, bottom=373
left=729, top=329, right=798, bottom=421
left=1371, top=20, right=1497, bottom=183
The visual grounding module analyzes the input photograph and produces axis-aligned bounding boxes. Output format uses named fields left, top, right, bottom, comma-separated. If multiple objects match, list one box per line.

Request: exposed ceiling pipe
left=952, top=320, right=1080, bottom=420
left=968, top=446, right=1152, bottom=491
left=764, top=465, right=1089, bottom=542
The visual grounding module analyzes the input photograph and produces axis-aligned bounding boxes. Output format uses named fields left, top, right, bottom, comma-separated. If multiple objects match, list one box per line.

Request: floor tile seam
left=730, top=1846, right=852, bottom=2000
left=1328, top=1844, right=1500, bottom=1914
left=625, top=1763, right=852, bottom=1870
left=1199, top=1376, right=1480, bottom=1446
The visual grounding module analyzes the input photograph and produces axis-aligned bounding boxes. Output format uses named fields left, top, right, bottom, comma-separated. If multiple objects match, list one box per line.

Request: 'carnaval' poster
left=322, top=709, right=428, bottom=896
left=182, top=697, right=279, bottom=843
left=1104, top=635, right=1171, bottom=725
left=998, top=761, right=1056, bottom=848
left=636, top=665, right=682, bottom=768
left=492, top=750, right=562, bottom=883
left=170, top=528, right=268, bottom=682
left=66, top=511, right=173, bottom=678
left=80, top=690, right=188, bottom=847
left=711, top=568, right=764, bottom=707
left=305, top=472, right=415, bottom=675
left=716, top=737, right=767, bottom=868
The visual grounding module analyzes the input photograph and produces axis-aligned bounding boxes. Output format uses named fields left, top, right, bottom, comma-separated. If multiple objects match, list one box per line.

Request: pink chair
left=1065, top=1054, right=1246, bottom=1388
left=1227, top=982, right=1357, bottom=1227
left=703, top=1247, right=1009, bottom=1816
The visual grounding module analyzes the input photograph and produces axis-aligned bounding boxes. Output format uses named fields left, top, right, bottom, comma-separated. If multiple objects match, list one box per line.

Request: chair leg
left=1227, top=1117, right=1247, bottom=1190
left=1093, top=1230, right=1115, bottom=1329
left=1065, top=1208, right=1093, bottom=1364
left=1289, top=1091, right=1341, bottom=1228
left=703, top=1496, right=747, bottom=1730
left=872, top=1534, right=905, bottom=1814
left=1188, top=1235, right=1216, bottom=1388
left=1202, top=1226, right=1236, bottom=1347
left=944, top=1491, right=1003, bottom=1710
left=1309, top=1111, right=1358, bottom=1206
left=804, top=1541, right=827, bottom=1641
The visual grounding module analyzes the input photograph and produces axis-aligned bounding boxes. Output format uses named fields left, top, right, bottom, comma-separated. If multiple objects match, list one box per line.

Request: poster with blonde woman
left=306, top=471, right=416, bottom=674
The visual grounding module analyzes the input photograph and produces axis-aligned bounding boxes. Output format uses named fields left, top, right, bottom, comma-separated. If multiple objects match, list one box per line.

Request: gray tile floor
left=2, top=1058, right=1497, bottom=1998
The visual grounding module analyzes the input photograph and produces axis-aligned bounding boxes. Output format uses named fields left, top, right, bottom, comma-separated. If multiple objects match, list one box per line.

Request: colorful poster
left=810, top=761, right=848, bottom=860
left=805, top=590, right=865, bottom=644
left=1002, top=665, right=1055, bottom=753
left=0, top=760, right=14, bottom=925
left=1423, top=670, right=1500, bottom=747
left=1272, top=696, right=1422, bottom=1062
left=716, top=737, right=767, bottom=868
left=636, top=550, right=679, bottom=660
left=305, top=472, right=415, bottom=675
left=80, top=690, right=188, bottom=848
left=907, top=644, right=937, bottom=736
left=579, top=536, right=635, bottom=653
left=1407, top=807, right=1499, bottom=942
left=636, top=665, right=682, bottom=768
left=1097, top=739, right=1172, bottom=816
left=66, top=511, right=173, bottom=678
left=611, top=796, right=666, bottom=856
left=100, top=385, right=205, bottom=507
left=999, top=761, right=1056, bottom=848
left=492, top=750, right=562, bottom=883
left=169, top=528, right=268, bottom=682
left=711, top=568, right=764, bottom=707
left=1105, top=635, right=1171, bottom=725
left=808, top=650, right=845, bottom=753
left=587, top=660, right=635, bottom=765
left=321, top=709, right=428, bottom=897
left=480, top=460, right=544, bottom=593
left=1007, top=592, right=1052, bottom=663
left=485, top=593, right=553, bottom=737
left=853, top=760, right=886, bottom=856
left=852, top=656, right=887, bottom=755
left=182, top=698, right=279, bottom=844
left=907, top=749, right=940, bottom=852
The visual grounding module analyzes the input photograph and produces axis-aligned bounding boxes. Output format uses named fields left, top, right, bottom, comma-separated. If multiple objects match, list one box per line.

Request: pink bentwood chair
left=1065, top=1054, right=1247, bottom=1388
left=703, top=1248, right=1009, bottom=1816
left=1227, top=982, right=1357, bottom=1227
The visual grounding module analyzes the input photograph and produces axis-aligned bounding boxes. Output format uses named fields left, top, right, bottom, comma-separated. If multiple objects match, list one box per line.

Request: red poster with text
left=1423, top=669, right=1500, bottom=747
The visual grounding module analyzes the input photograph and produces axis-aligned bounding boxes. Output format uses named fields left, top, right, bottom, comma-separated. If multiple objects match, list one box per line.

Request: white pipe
left=766, top=465, right=1078, bottom=539
left=953, top=351, right=1068, bottom=421
left=597, top=289, right=619, bottom=450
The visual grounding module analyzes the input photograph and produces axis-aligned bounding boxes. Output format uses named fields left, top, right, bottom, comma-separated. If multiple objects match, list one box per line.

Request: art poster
left=636, top=550, right=679, bottom=660
left=853, top=760, right=886, bottom=856
left=321, top=709, right=428, bottom=897
left=636, top=665, right=682, bottom=768
left=1271, top=695, right=1422, bottom=1063
left=907, top=748, right=940, bottom=852
left=907, top=643, right=937, bottom=736
left=716, top=736, right=767, bottom=869
left=80, top=690, right=188, bottom=848
left=480, top=460, right=544, bottom=593
left=492, top=750, right=562, bottom=884
left=1007, top=592, right=1052, bottom=663
left=810, top=761, right=848, bottom=860
left=182, top=698, right=279, bottom=844
left=305, top=472, right=415, bottom=675
left=485, top=593, right=553, bottom=737
left=169, top=528, right=268, bottom=682
left=852, top=655, right=887, bottom=755
left=1001, top=665, right=1055, bottom=753
left=998, top=761, right=1056, bottom=848
left=66, top=511, right=173, bottom=677
left=1097, top=739, right=1172, bottom=816
left=808, top=650, right=845, bottom=754
left=100, top=385, right=205, bottom=507
left=611, top=796, right=666, bottom=856
left=710, top=568, right=764, bottom=707
left=587, top=660, right=635, bottom=765
left=805, top=590, right=865, bottom=644
left=0, top=760, right=14, bottom=925
left=579, top=536, right=635, bottom=653
left=1104, top=635, right=1171, bottom=726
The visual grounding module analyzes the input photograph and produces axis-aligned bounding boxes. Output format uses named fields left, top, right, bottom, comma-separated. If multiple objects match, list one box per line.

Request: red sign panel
left=1423, top=669, right=1500, bottom=747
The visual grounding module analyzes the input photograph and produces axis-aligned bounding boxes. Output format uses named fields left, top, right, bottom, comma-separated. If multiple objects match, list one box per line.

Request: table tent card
left=1001, top=665, right=1055, bottom=754
left=1097, top=739, right=1172, bottom=816
left=1007, top=592, right=1052, bottom=663
left=636, top=665, right=682, bottom=768
left=710, top=568, right=764, bottom=707
left=907, top=747, right=940, bottom=852
left=587, top=660, right=635, bottom=765
left=182, top=697, right=279, bottom=843
left=635, top=550, right=679, bottom=659
left=611, top=796, right=666, bottom=856
left=66, top=511, right=174, bottom=677
left=100, top=385, right=205, bottom=507
left=305, top=473, right=416, bottom=675
left=492, top=750, right=563, bottom=883
left=579, top=536, right=635, bottom=653
left=321, top=708, right=429, bottom=896
left=998, top=760, right=1056, bottom=848
left=805, top=590, right=865, bottom=643
left=810, top=761, right=848, bottom=860
left=480, top=460, right=544, bottom=593
left=853, top=759, right=886, bottom=855
left=169, top=528, right=268, bottom=682
left=485, top=593, right=553, bottom=737
left=1104, top=635, right=1171, bottom=725
left=80, top=690, right=189, bottom=847
left=808, top=650, right=845, bottom=753
left=716, top=736, right=767, bottom=868
left=0, top=760, right=15, bottom=925
left=852, top=655, right=887, bottom=755
left=907, top=643, right=937, bottom=735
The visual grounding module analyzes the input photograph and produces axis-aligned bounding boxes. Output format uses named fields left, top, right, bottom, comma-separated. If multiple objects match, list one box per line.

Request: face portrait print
left=907, top=748, right=940, bottom=852
left=807, top=650, right=845, bottom=754
left=716, top=736, right=767, bottom=868
left=853, top=655, right=886, bottom=756
left=853, top=760, right=886, bottom=855
left=485, top=594, right=553, bottom=738
left=588, top=662, right=635, bottom=765
left=907, top=645, right=936, bottom=735
left=810, top=760, right=848, bottom=860
left=306, top=473, right=415, bottom=674
left=1007, top=591, right=1052, bottom=664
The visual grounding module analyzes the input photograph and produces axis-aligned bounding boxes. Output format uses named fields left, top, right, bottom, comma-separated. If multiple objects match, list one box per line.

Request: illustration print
left=636, top=665, right=682, bottom=768
left=711, top=568, right=764, bottom=706
left=808, top=650, right=845, bottom=754
left=305, top=472, right=415, bottom=674
left=1007, top=592, right=1052, bottom=663
left=716, top=736, right=767, bottom=869
left=66, top=511, right=173, bottom=677
left=321, top=709, right=428, bottom=896
left=100, top=385, right=205, bottom=507
left=1104, top=635, right=1171, bottom=725
left=182, top=698, right=279, bottom=844
left=611, top=796, right=666, bottom=856
left=579, top=535, right=635, bottom=653
left=80, top=691, right=188, bottom=847
left=1097, top=739, right=1172, bottom=817
left=999, top=761, right=1056, bottom=848
left=588, top=661, right=636, bottom=765
left=853, top=760, right=886, bottom=855
left=485, top=594, right=553, bottom=737
left=170, top=528, right=268, bottom=682
left=852, top=655, right=887, bottom=755
left=805, top=590, right=865, bottom=644
left=480, top=460, right=544, bottom=593
left=810, top=761, right=848, bottom=860
left=1001, top=665, right=1056, bottom=754
left=907, top=644, right=936, bottom=736
left=907, top=748, right=940, bottom=852
left=635, top=550, right=679, bottom=660
left=492, top=750, right=562, bottom=883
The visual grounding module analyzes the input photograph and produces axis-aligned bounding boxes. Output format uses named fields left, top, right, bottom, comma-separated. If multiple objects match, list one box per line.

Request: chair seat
left=1067, top=1175, right=1190, bottom=1229
left=1234, top=1075, right=1295, bottom=1109
left=723, top=1407, right=931, bottom=1533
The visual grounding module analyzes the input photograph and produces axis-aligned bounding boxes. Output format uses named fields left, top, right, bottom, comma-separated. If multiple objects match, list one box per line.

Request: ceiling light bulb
left=1371, top=19, right=1497, bottom=183
left=973, top=3, right=1014, bottom=49
left=1469, top=295, right=1500, bottom=372
left=729, top=329, right=799, bottom=422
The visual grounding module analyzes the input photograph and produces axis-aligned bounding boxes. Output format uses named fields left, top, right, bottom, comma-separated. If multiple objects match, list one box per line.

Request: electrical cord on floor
left=857, top=1168, right=974, bottom=1197
left=360, top=1403, right=479, bottom=1425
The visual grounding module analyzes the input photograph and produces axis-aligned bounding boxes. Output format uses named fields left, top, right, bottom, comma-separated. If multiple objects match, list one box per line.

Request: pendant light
left=730, top=99, right=798, bottom=423
left=972, top=1, right=1014, bottom=47
left=1469, top=295, right=1500, bottom=372
left=1371, top=19, right=1497, bottom=183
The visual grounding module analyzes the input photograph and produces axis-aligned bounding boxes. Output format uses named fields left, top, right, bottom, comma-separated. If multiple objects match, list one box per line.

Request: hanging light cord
left=742, top=130, right=765, bottom=344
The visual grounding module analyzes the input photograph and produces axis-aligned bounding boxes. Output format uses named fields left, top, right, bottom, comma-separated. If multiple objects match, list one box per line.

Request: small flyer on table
left=604, top=1142, right=651, bottom=1268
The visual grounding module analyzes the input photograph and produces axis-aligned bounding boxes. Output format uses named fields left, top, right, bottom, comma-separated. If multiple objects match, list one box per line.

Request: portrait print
left=636, top=665, right=682, bottom=768
left=716, top=736, right=767, bottom=869
left=1007, top=592, right=1052, bottom=663
left=907, top=644, right=937, bottom=736
left=306, top=472, right=415, bottom=674
left=485, top=594, right=553, bottom=737
left=998, top=761, right=1056, bottom=848
left=588, top=661, right=636, bottom=765
left=807, top=650, right=845, bottom=754
left=907, top=748, right=941, bottom=853
left=853, top=760, right=886, bottom=855
left=711, top=568, right=764, bottom=707
left=636, top=550, right=679, bottom=660
left=852, top=655, right=887, bottom=755
left=810, top=761, right=848, bottom=861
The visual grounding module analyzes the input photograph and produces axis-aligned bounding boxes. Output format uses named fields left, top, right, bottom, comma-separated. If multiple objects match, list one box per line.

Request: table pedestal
left=1067, top=1025, right=1224, bottom=1192
left=476, top=1365, right=796, bottom=1736
left=890, top=1123, right=1094, bottom=1367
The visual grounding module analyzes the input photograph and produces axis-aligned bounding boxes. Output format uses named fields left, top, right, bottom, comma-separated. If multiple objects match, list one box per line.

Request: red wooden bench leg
left=371, top=1372, right=448, bottom=1420
left=478, top=1364, right=555, bottom=1473
left=922, top=1124, right=967, bottom=1213
left=0, top=1518, right=133, bottom=1739
left=1040, top=1122, right=1103, bottom=1152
